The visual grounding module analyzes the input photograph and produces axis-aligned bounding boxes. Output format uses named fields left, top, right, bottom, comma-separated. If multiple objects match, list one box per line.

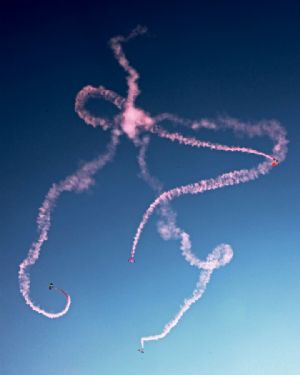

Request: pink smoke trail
left=151, top=125, right=273, bottom=159
left=109, top=25, right=154, bottom=140
left=131, top=119, right=287, bottom=261
left=75, top=25, right=153, bottom=140
left=19, top=26, right=150, bottom=318
left=132, top=118, right=287, bottom=349
left=19, top=132, right=119, bottom=318
left=19, top=26, right=149, bottom=319
left=137, top=136, right=234, bottom=348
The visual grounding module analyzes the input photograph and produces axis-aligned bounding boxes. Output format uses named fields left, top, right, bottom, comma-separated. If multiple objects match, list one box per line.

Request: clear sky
left=1, top=2, right=300, bottom=374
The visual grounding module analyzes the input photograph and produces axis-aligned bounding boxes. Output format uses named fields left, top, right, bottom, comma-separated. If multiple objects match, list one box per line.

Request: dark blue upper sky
left=1, top=2, right=300, bottom=375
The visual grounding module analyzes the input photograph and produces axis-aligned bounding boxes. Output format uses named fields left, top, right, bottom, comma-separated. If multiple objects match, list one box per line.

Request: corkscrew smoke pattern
left=18, top=26, right=287, bottom=349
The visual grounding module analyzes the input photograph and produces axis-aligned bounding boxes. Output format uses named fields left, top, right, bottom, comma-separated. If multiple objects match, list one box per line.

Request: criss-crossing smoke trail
left=19, top=26, right=287, bottom=350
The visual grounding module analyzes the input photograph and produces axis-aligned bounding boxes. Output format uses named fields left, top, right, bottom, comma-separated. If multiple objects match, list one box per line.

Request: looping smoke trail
left=19, top=25, right=288, bottom=351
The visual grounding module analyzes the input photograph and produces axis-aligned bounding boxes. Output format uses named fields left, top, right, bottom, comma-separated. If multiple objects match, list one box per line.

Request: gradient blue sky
left=1, top=2, right=300, bottom=374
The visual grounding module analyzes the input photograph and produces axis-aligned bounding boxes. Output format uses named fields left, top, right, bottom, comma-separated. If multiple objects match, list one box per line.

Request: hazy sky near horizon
left=1, top=2, right=300, bottom=374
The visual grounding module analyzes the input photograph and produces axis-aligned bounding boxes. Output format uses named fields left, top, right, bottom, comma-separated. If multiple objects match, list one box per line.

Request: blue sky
left=1, top=2, right=300, bottom=374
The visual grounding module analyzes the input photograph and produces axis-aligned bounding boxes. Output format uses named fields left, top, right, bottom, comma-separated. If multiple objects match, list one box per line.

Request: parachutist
left=272, top=158, right=279, bottom=167
left=48, top=282, right=54, bottom=290
left=138, top=348, right=144, bottom=353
